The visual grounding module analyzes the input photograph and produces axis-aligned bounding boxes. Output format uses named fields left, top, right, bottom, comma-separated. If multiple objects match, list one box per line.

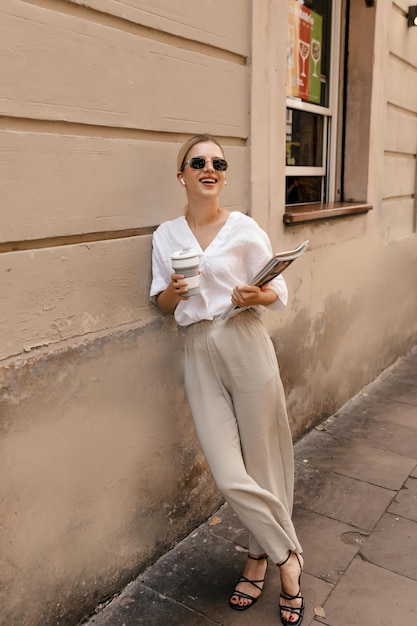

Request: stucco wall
left=381, top=0, right=417, bottom=240
left=0, top=1, right=250, bottom=624
left=1, top=1, right=416, bottom=625
left=249, top=0, right=417, bottom=439
left=0, top=320, right=221, bottom=623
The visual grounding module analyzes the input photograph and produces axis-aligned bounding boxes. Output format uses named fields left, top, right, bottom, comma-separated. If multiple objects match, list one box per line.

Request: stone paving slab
left=203, top=503, right=249, bottom=547
left=367, top=400, right=417, bottom=430
left=138, top=529, right=242, bottom=624
left=294, top=461, right=395, bottom=531
left=323, top=411, right=417, bottom=458
left=388, top=386, right=417, bottom=405
left=295, top=430, right=416, bottom=490
left=313, top=556, right=417, bottom=626
left=360, top=512, right=417, bottom=580
left=87, top=584, right=217, bottom=625
left=325, top=388, right=417, bottom=433
left=388, top=476, right=417, bottom=521
left=129, top=522, right=332, bottom=626
left=292, top=508, right=366, bottom=585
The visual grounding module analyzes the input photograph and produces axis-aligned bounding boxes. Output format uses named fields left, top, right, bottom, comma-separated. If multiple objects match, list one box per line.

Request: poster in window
left=287, top=7, right=299, bottom=98
left=287, top=0, right=322, bottom=105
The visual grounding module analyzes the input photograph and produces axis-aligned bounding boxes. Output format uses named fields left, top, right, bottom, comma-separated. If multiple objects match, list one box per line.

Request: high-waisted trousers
left=184, top=309, right=302, bottom=563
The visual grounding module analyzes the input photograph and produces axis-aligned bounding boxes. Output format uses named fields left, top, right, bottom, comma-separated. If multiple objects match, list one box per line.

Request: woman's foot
left=277, top=551, right=305, bottom=625
left=229, top=553, right=268, bottom=611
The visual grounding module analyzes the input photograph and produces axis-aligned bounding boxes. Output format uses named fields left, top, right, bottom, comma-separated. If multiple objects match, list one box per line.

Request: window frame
left=285, top=0, right=342, bottom=206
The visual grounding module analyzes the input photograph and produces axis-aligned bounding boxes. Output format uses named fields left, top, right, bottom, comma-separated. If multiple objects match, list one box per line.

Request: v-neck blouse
left=150, top=211, right=288, bottom=327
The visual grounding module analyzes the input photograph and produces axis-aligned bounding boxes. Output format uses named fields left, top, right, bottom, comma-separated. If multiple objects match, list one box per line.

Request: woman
left=150, top=134, right=304, bottom=626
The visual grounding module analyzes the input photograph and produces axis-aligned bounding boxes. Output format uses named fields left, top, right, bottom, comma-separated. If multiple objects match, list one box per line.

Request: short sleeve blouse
left=150, top=211, right=288, bottom=327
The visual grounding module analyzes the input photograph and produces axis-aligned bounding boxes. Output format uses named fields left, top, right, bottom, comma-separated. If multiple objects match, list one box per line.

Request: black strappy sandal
left=229, top=553, right=268, bottom=611
left=277, top=551, right=305, bottom=626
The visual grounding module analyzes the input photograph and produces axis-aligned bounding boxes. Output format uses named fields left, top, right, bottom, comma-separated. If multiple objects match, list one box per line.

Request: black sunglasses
left=183, top=156, right=228, bottom=172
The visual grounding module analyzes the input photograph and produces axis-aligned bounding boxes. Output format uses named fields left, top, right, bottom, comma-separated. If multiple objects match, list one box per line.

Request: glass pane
left=286, top=176, right=322, bottom=204
left=287, top=0, right=332, bottom=107
left=286, top=109, right=324, bottom=167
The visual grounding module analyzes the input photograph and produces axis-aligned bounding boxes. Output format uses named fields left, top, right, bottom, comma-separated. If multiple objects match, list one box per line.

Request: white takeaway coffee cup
left=171, top=248, right=200, bottom=296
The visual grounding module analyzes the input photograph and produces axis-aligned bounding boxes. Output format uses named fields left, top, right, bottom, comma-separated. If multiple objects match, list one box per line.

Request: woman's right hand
left=155, top=272, right=189, bottom=314
left=170, top=272, right=190, bottom=299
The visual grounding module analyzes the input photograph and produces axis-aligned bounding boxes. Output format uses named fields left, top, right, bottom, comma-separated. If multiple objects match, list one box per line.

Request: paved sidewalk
left=85, top=346, right=417, bottom=626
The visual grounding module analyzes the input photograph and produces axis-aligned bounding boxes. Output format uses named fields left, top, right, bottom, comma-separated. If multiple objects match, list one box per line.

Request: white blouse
left=150, top=211, right=288, bottom=327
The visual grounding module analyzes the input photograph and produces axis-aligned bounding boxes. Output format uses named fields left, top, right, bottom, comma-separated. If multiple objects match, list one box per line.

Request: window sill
left=283, top=202, right=373, bottom=224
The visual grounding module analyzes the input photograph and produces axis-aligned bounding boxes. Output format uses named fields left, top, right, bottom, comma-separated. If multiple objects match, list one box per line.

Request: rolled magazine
left=221, top=240, right=309, bottom=320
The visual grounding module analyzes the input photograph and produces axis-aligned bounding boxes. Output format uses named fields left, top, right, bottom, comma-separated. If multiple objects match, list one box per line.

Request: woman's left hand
left=231, top=284, right=278, bottom=308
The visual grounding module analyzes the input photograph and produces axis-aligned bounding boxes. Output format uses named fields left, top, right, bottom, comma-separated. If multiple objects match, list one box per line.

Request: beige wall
left=1, top=1, right=416, bottom=624
left=1, top=1, right=250, bottom=624
left=250, top=0, right=417, bottom=436
left=381, top=0, right=417, bottom=239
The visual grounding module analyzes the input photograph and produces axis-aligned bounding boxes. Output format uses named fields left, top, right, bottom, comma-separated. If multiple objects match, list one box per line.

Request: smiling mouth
left=199, top=177, right=217, bottom=184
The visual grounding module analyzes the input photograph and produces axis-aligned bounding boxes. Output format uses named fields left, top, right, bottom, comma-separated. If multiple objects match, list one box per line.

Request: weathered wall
left=0, top=0, right=250, bottom=624
left=0, top=320, right=220, bottom=623
left=1, top=1, right=417, bottom=625
left=249, top=0, right=417, bottom=439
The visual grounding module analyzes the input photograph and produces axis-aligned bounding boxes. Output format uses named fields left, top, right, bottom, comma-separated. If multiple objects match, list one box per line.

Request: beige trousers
left=184, top=309, right=302, bottom=563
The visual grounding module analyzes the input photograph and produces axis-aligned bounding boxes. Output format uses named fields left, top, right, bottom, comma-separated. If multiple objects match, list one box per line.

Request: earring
left=224, top=180, right=227, bottom=186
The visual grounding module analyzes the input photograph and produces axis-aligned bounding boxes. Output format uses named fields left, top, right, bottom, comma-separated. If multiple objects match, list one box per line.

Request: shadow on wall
left=0, top=317, right=221, bottom=626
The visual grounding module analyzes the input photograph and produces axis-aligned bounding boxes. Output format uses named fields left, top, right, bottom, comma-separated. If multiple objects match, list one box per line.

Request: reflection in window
left=286, top=109, right=324, bottom=167
left=286, top=176, right=322, bottom=204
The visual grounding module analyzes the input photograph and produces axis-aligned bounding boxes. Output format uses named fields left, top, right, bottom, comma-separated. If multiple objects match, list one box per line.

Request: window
left=286, top=0, right=340, bottom=205
left=284, top=0, right=374, bottom=224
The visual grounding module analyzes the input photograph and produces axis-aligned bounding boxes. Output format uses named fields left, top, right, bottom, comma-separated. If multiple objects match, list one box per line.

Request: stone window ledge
left=283, top=202, right=372, bottom=224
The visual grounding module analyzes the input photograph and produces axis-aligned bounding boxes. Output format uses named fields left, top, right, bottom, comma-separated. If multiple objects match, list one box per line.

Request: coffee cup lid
left=171, top=248, right=199, bottom=260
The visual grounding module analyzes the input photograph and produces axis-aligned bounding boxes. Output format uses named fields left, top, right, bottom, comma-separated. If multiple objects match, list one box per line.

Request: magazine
left=221, top=240, right=309, bottom=320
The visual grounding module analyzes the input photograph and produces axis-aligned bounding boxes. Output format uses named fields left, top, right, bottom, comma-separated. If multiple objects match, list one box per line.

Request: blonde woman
left=150, top=134, right=304, bottom=626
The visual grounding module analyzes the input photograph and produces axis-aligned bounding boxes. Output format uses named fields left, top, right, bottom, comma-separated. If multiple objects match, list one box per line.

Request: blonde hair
left=177, top=134, right=225, bottom=172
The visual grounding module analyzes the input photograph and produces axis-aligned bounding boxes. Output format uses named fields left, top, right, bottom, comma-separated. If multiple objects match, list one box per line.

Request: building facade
left=1, top=1, right=416, bottom=623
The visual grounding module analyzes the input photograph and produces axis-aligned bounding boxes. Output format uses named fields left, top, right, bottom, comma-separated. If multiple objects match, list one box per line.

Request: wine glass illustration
left=311, top=39, right=321, bottom=77
left=287, top=25, right=295, bottom=69
left=298, top=39, right=310, bottom=78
